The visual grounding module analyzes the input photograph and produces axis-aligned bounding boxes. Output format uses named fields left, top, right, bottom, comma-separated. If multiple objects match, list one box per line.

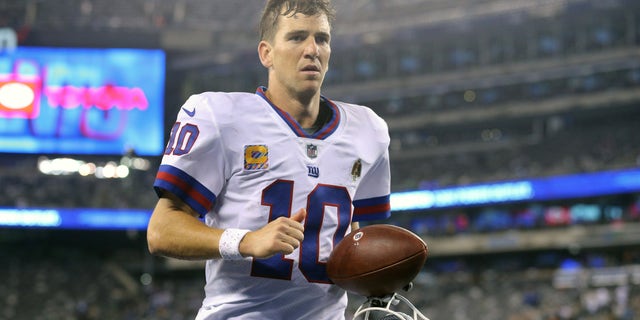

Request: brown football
left=326, top=224, right=428, bottom=297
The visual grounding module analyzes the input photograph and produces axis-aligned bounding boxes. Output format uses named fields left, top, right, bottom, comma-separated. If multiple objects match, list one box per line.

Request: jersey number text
left=164, top=122, right=199, bottom=155
left=252, top=180, right=352, bottom=283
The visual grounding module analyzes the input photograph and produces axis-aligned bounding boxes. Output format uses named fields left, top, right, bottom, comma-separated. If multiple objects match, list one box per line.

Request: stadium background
left=1, top=0, right=640, bottom=319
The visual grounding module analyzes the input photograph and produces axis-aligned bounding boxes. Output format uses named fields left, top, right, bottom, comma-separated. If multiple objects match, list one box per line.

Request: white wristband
left=219, top=228, right=250, bottom=260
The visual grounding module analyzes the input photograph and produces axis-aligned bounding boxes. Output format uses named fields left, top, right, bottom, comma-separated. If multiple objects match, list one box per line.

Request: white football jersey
left=154, top=87, right=391, bottom=320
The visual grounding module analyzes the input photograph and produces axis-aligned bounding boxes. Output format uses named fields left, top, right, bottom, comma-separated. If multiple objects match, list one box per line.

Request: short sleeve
left=352, top=106, right=391, bottom=222
left=153, top=93, right=227, bottom=216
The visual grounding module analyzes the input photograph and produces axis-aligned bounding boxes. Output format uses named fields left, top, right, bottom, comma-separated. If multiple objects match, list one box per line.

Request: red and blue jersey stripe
left=353, top=194, right=391, bottom=221
left=154, top=164, right=216, bottom=217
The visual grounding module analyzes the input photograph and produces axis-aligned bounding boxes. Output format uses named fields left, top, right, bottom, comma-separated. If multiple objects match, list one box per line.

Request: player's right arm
left=147, top=190, right=307, bottom=260
left=147, top=191, right=223, bottom=260
left=149, top=93, right=306, bottom=260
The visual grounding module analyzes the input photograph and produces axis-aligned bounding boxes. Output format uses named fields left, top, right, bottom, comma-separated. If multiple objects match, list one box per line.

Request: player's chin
left=296, top=81, right=323, bottom=96
left=300, top=71, right=325, bottom=82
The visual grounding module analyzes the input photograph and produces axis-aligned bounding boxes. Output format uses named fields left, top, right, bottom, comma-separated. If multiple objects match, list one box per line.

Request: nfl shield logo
left=306, top=144, right=318, bottom=159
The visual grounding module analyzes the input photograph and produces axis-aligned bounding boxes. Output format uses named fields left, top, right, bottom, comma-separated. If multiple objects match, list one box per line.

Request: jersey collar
left=256, top=86, right=340, bottom=140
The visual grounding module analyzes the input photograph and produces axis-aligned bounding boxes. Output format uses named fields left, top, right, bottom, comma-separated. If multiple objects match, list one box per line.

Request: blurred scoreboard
left=0, top=47, right=166, bottom=155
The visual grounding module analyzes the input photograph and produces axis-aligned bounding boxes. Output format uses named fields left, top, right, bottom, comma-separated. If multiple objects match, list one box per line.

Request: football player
left=147, top=0, right=392, bottom=319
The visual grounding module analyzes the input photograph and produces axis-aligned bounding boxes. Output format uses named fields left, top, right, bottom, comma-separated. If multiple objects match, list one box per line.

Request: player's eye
left=316, top=36, right=329, bottom=44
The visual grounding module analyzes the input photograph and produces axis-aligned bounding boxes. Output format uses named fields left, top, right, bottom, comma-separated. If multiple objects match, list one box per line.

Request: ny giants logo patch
left=244, top=145, right=269, bottom=170
left=307, top=165, right=319, bottom=178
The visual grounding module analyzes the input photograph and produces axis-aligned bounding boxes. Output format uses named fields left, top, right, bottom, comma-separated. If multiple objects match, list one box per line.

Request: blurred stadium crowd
left=1, top=239, right=640, bottom=320
left=1, top=0, right=640, bottom=319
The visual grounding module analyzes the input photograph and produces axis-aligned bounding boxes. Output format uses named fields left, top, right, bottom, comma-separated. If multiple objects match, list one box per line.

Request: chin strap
left=352, top=292, right=430, bottom=320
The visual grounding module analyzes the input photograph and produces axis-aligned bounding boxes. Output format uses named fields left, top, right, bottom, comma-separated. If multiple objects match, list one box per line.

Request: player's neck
left=265, top=86, right=321, bottom=128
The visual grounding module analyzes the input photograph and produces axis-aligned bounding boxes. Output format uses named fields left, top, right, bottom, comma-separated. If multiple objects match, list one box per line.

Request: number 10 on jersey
left=252, top=179, right=352, bottom=283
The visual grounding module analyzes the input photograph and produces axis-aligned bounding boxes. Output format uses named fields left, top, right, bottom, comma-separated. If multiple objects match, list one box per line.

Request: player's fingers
left=278, top=231, right=304, bottom=251
left=247, top=232, right=297, bottom=258
left=269, top=238, right=296, bottom=256
left=272, top=214, right=303, bottom=227
left=278, top=244, right=296, bottom=255
left=291, top=208, right=307, bottom=223
left=271, top=213, right=305, bottom=234
left=286, top=227, right=304, bottom=242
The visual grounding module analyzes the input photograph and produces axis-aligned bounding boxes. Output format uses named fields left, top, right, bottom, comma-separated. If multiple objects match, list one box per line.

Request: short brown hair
left=259, top=0, right=335, bottom=41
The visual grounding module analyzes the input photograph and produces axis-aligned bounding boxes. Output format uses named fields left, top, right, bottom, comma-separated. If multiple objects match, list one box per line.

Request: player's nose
left=303, top=38, right=320, bottom=59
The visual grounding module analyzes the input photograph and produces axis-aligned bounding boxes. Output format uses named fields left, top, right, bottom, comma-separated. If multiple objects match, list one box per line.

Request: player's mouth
left=301, top=64, right=321, bottom=74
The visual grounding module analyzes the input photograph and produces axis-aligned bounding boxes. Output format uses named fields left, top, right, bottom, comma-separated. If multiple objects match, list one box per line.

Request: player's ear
left=258, top=40, right=273, bottom=68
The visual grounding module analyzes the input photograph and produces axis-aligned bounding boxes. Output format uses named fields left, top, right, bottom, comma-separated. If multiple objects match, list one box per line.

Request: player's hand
left=239, top=208, right=306, bottom=259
